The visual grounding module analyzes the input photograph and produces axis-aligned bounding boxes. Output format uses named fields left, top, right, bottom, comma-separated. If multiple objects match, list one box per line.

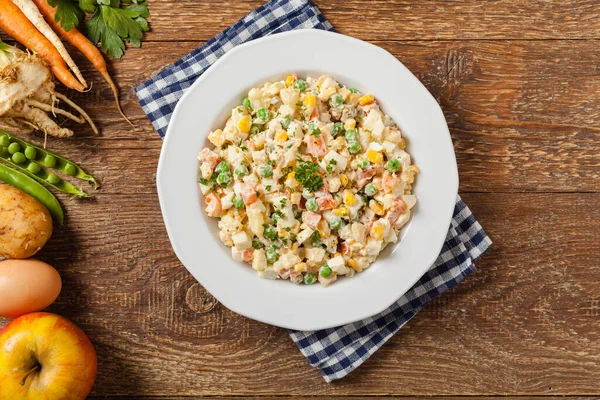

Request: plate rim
left=157, top=29, right=458, bottom=330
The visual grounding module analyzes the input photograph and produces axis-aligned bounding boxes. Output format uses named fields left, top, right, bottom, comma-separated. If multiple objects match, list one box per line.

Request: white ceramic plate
left=157, top=29, right=458, bottom=331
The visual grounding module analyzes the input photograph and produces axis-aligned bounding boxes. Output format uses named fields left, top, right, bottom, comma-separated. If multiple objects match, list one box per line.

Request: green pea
left=386, top=158, right=401, bottom=172
left=44, top=154, right=56, bottom=168
left=7, top=142, right=20, bottom=155
left=348, top=141, right=361, bottom=154
left=329, top=94, right=343, bottom=106
left=215, top=161, right=230, bottom=174
left=27, top=162, right=41, bottom=174
left=216, top=172, right=232, bottom=187
left=24, top=146, right=37, bottom=160
left=249, top=125, right=260, bottom=135
left=345, top=129, right=358, bottom=141
left=65, top=163, right=77, bottom=176
left=11, top=152, right=26, bottom=164
left=365, top=183, right=377, bottom=196
left=303, top=272, right=317, bottom=285
left=252, top=240, right=264, bottom=249
left=264, top=226, right=277, bottom=241
left=233, top=196, right=244, bottom=209
left=308, top=122, right=321, bottom=136
left=306, top=198, right=318, bottom=212
left=319, top=265, right=332, bottom=278
left=257, top=108, right=271, bottom=122
left=0, top=135, right=10, bottom=147
left=47, top=173, right=61, bottom=185
left=358, top=160, right=369, bottom=169
left=0, top=146, right=6, bottom=157
left=328, top=216, right=342, bottom=230
left=293, top=79, right=307, bottom=92
left=242, top=97, right=252, bottom=109
left=332, top=122, right=345, bottom=136
left=259, top=164, right=272, bottom=178
left=281, top=116, right=292, bottom=129
left=266, top=248, right=279, bottom=263
left=234, top=165, right=248, bottom=178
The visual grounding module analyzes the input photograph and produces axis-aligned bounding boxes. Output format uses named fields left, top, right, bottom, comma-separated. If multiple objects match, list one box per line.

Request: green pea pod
left=0, top=130, right=99, bottom=188
left=0, top=163, right=64, bottom=225
left=0, top=146, right=91, bottom=199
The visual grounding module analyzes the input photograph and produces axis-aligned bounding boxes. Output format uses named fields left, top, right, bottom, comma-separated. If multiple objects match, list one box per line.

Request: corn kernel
left=398, top=137, right=407, bottom=150
left=369, top=200, right=385, bottom=216
left=285, top=75, right=295, bottom=87
left=237, top=116, right=251, bottom=133
left=343, top=190, right=355, bottom=206
left=359, top=94, right=375, bottom=106
left=348, top=258, right=362, bottom=272
left=333, top=206, right=348, bottom=217
left=303, top=94, right=316, bottom=108
left=275, top=129, right=288, bottom=143
left=340, top=174, right=349, bottom=187
left=286, top=171, right=299, bottom=188
left=344, top=119, right=356, bottom=130
left=366, top=149, right=383, bottom=164
left=292, top=242, right=300, bottom=252
left=294, top=262, right=307, bottom=272
left=207, top=129, right=225, bottom=147
left=370, top=223, right=385, bottom=240
left=318, top=220, right=331, bottom=239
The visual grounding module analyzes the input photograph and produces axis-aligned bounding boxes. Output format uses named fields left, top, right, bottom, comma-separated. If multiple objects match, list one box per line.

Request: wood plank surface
left=26, top=39, right=600, bottom=194
left=0, top=0, right=599, bottom=398
left=3, top=193, right=599, bottom=396
left=143, top=0, right=600, bottom=41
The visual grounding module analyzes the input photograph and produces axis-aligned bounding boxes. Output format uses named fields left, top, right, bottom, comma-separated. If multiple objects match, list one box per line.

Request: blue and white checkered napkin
left=136, top=0, right=492, bottom=382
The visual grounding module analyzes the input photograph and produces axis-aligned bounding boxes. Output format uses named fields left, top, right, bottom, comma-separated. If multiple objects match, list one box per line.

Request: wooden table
left=2, top=1, right=599, bottom=398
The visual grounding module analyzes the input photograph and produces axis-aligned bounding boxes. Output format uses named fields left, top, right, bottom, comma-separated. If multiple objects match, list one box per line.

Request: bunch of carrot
left=0, top=0, right=131, bottom=124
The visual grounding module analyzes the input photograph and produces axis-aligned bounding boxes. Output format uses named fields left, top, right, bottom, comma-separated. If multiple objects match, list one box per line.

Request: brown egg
left=0, top=259, right=62, bottom=319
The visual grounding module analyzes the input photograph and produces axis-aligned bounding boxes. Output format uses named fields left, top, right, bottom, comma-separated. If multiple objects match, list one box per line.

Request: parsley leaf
left=295, top=161, right=323, bottom=193
left=48, top=0, right=84, bottom=31
left=87, top=8, right=125, bottom=58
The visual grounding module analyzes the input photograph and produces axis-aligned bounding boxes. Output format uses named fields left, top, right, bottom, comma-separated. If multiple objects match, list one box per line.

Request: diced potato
left=208, top=129, right=225, bottom=147
left=296, top=227, right=314, bottom=245
left=252, top=249, right=267, bottom=271
left=232, top=231, right=252, bottom=250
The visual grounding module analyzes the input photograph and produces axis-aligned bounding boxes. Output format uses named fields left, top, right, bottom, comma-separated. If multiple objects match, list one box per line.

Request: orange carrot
left=32, top=0, right=133, bottom=125
left=0, top=0, right=84, bottom=91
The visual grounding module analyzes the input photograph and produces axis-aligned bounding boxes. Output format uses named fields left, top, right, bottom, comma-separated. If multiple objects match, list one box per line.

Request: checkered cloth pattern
left=136, top=0, right=492, bottom=383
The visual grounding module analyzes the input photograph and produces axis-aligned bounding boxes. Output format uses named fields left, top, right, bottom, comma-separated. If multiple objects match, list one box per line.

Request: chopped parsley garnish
left=295, top=161, right=323, bottom=193
left=329, top=159, right=338, bottom=165
left=268, top=159, right=275, bottom=166
left=252, top=240, right=264, bottom=249
left=198, top=177, right=209, bottom=185
left=326, top=165, right=334, bottom=175
left=265, top=185, right=272, bottom=191
left=311, top=231, right=322, bottom=247
left=290, top=233, right=298, bottom=241
left=280, top=198, right=287, bottom=208
left=285, top=227, right=291, bottom=232
left=264, top=226, right=278, bottom=241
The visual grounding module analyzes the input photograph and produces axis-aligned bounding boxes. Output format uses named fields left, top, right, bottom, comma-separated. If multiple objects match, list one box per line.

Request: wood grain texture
left=24, top=39, right=600, bottom=193
left=142, top=0, right=600, bottom=41
left=2, top=194, right=599, bottom=396
left=0, top=0, right=599, bottom=397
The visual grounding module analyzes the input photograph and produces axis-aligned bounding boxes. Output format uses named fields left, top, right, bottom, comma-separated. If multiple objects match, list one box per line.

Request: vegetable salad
left=198, top=75, right=419, bottom=286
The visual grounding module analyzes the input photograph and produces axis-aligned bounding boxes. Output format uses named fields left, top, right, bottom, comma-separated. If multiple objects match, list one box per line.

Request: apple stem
left=19, top=365, right=40, bottom=386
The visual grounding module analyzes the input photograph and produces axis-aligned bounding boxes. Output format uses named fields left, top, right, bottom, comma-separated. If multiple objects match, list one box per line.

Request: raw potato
left=0, top=183, right=52, bottom=258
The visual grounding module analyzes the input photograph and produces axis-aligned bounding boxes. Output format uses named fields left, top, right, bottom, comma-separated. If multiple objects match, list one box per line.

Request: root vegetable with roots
left=0, top=39, right=97, bottom=138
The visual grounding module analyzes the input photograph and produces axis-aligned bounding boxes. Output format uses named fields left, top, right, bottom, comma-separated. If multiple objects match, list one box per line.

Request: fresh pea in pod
left=0, top=132, right=92, bottom=198
left=0, top=163, right=64, bottom=224
left=0, top=130, right=99, bottom=189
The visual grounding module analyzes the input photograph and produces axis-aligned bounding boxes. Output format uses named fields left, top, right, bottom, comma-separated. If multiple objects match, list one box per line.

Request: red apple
left=0, top=312, right=97, bottom=400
